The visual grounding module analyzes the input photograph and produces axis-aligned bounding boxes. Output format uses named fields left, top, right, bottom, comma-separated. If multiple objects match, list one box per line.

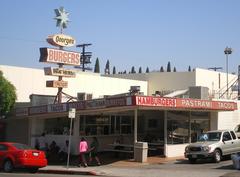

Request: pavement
left=38, top=156, right=180, bottom=176
left=38, top=156, right=240, bottom=176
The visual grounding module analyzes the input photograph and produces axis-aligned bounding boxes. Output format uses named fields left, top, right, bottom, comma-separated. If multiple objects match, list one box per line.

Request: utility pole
left=76, top=43, right=92, bottom=72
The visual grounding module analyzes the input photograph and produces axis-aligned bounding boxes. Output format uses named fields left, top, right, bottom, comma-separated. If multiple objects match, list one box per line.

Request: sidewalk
left=38, top=156, right=184, bottom=176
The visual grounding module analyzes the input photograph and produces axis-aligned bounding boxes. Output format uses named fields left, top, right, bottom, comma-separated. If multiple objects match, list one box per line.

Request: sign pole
left=67, top=108, right=76, bottom=169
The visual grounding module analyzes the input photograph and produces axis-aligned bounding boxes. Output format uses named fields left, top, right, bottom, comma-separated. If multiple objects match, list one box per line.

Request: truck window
left=223, top=132, right=232, bottom=141
left=230, top=131, right=237, bottom=140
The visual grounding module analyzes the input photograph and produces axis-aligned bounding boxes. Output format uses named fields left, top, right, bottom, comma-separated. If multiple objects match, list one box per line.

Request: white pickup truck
left=184, top=130, right=240, bottom=163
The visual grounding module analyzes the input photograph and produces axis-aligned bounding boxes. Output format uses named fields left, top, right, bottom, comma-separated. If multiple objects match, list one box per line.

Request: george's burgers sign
left=47, top=34, right=76, bottom=47
left=39, top=48, right=80, bottom=66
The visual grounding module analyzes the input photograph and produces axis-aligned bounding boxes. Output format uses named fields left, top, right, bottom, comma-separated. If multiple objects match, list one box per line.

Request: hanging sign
left=46, top=80, right=68, bottom=88
left=44, top=67, right=76, bottom=77
left=39, top=48, right=80, bottom=66
left=47, top=34, right=76, bottom=47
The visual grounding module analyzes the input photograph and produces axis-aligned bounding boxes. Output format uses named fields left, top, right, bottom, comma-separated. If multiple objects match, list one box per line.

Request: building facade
left=0, top=65, right=240, bottom=158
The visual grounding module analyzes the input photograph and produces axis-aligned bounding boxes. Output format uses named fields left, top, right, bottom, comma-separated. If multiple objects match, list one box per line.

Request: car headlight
left=185, top=146, right=189, bottom=152
left=202, top=146, right=211, bottom=152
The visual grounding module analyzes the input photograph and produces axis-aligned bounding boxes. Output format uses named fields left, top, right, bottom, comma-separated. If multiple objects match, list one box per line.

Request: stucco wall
left=217, top=101, right=240, bottom=130
left=0, top=65, right=148, bottom=103
left=165, top=144, right=187, bottom=157
left=195, top=68, right=237, bottom=99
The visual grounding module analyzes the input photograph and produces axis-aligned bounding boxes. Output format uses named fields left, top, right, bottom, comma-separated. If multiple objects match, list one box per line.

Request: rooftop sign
left=39, top=48, right=80, bottom=66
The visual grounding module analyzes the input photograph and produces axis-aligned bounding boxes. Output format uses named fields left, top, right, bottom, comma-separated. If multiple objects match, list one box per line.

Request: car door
left=221, top=131, right=233, bottom=155
left=230, top=131, right=240, bottom=153
left=0, top=144, right=8, bottom=167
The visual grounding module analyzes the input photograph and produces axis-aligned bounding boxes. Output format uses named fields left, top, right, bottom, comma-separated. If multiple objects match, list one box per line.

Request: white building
left=0, top=65, right=239, bottom=158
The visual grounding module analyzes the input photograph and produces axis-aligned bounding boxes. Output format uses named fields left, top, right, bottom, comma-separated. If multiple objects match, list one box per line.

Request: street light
left=224, top=46, right=232, bottom=99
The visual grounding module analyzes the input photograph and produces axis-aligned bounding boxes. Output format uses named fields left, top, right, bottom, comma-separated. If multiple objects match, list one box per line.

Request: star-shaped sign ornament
left=54, top=7, right=70, bottom=29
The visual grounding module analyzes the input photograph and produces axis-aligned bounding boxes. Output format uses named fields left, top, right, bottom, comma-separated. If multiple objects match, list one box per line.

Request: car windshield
left=198, top=132, right=222, bottom=142
left=12, top=143, right=31, bottom=150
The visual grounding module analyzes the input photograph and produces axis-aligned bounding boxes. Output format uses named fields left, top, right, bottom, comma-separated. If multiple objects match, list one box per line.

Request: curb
left=38, top=169, right=98, bottom=176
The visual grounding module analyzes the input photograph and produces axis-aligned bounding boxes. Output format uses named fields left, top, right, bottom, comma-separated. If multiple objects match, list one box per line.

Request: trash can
left=134, top=142, right=148, bottom=163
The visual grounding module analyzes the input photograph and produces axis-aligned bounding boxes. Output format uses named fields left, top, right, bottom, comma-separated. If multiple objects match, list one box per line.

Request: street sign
left=68, top=108, right=76, bottom=118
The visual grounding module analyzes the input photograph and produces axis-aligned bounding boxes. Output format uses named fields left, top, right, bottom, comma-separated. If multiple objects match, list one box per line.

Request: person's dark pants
left=79, top=152, right=87, bottom=166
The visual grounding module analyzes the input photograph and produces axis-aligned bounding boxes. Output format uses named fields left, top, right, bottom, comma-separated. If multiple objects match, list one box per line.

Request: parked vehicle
left=0, top=142, right=47, bottom=173
left=234, top=124, right=240, bottom=138
left=184, top=130, right=240, bottom=163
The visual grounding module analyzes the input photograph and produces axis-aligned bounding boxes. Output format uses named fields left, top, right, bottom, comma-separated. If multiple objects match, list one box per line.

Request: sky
left=0, top=0, right=240, bottom=74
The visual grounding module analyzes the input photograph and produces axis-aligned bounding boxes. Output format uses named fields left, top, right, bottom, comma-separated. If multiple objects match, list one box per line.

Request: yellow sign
left=47, top=34, right=76, bottom=47
left=46, top=80, right=68, bottom=88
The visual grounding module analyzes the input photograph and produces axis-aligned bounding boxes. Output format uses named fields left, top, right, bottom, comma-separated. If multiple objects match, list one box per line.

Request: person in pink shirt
left=78, top=137, right=88, bottom=167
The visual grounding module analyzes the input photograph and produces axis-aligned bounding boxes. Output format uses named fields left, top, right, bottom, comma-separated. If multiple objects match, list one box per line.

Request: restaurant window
left=44, top=117, right=72, bottom=135
left=190, top=112, right=210, bottom=143
left=84, top=115, right=111, bottom=136
left=120, top=116, right=133, bottom=134
left=167, top=111, right=189, bottom=144
left=79, top=114, right=133, bottom=136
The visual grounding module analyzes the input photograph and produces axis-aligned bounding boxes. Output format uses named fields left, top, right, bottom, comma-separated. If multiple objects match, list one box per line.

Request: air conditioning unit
left=189, top=86, right=209, bottom=99
left=86, top=94, right=93, bottom=100
left=77, top=93, right=93, bottom=101
left=77, top=93, right=86, bottom=101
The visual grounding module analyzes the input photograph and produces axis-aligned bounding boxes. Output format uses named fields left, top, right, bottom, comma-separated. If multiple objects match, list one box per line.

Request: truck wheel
left=213, top=149, right=221, bottom=163
left=189, top=158, right=197, bottom=164
left=3, top=159, right=14, bottom=173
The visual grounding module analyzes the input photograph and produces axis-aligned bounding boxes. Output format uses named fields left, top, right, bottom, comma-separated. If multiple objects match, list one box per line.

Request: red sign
left=39, top=48, right=80, bottom=66
left=135, top=96, right=237, bottom=111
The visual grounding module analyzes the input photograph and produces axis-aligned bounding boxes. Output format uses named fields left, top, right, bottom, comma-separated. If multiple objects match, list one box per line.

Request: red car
left=0, top=142, right=47, bottom=173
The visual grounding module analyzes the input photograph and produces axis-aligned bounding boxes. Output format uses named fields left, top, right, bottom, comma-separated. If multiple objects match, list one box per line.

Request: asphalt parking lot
left=97, top=158, right=240, bottom=177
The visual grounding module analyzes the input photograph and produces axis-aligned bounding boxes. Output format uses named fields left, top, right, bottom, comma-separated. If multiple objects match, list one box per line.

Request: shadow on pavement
left=47, top=151, right=133, bottom=167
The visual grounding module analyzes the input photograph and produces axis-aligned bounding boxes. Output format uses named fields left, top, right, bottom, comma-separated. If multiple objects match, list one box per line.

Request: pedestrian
left=78, top=137, right=88, bottom=167
left=89, top=137, right=101, bottom=166
left=59, top=140, right=69, bottom=162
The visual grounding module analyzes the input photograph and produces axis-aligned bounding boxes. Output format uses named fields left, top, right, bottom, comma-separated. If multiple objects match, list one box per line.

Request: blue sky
left=0, top=0, right=240, bottom=73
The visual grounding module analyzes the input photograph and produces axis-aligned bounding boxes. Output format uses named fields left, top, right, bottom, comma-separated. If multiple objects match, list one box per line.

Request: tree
left=105, top=60, right=110, bottom=74
left=146, top=67, right=149, bottom=73
left=113, top=66, right=116, bottom=74
left=173, top=67, right=176, bottom=72
left=138, top=67, right=142, bottom=73
left=160, top=66, right=164, bottom=72
left=167, top=61, right=171, bottom=72
left=131, top=66, right=136, bottom=73
left=0, top=70, right=17, bottom=117
left=188, top=65, right=191, bottom=72
left=94, top=58, right=100, bottom=73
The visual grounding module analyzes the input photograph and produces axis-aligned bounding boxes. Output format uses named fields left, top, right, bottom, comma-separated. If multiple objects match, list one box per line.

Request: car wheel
left=189, top=158, right=197, bottom=164
left=3, top=159, right=14, bottom=173
left=213, top=149, right=221, bottom=163
left=28, top=167, right=39, bottom=173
